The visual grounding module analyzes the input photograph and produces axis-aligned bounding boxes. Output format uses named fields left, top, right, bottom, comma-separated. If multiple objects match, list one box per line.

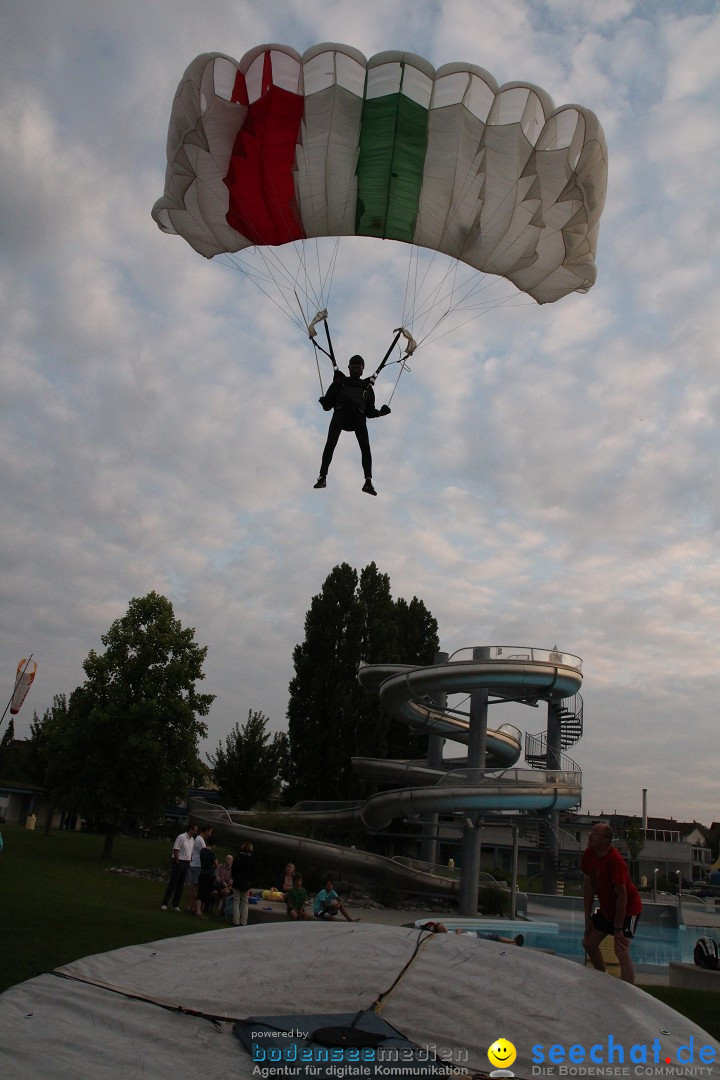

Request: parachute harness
left=308, top=313, right=416, bottom=400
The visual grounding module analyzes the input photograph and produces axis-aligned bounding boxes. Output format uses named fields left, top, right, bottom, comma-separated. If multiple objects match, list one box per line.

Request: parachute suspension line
left=307, top=236, right=341, bottom=314
left=307, top=311, right=339, bottom=394
left=417, top=291, right=532, bottom=351
left=385, top=354, right=411, bottom=406
left=245, top=129, right=347, bottom=333
left=398, top=238, right=481, bottom=346
left=313, top=340, right=326, bottom=394
left=222, top=240, right=324, bottom=338
left=408, top=267, right=493, bottom=341
left=371, top=326, right=416, bottom=390
left=401, top=245, right=460, bottom=343
left=223, top=234, right=346, bottom=347
left=175, top=171, right=314, bottom=334
left=220, top=252, right=309, bottom=334
left=293, top=239, right=323, bottom=325
left=258, top=241, right=324, bottom=314
left=398, top=243, right=472, bottom=351
left=393, top=114, right=553, bottom=352
left=395, top=231, right=534, bottom=354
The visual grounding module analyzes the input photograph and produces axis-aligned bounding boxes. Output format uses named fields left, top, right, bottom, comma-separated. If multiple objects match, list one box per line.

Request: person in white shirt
left=185, top=826, right=213, bottom=913
left=160, top=823, right=197, bottom=910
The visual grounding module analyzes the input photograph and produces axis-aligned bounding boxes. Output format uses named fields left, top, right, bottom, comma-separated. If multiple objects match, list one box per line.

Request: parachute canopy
left=152, top=43, right=607, bottom=308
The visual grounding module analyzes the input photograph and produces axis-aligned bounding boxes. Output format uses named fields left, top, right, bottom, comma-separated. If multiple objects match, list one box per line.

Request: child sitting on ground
left=313, top=877, right=360, bottom=922
left=286, top=873, right=310, bottom=920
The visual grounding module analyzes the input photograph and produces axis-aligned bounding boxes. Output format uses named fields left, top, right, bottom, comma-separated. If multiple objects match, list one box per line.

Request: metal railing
left=524, top=734, right=582, bottom=774
left=447, top=645, right=582, bottom=671
left=434, top=766, right=581, bottom=788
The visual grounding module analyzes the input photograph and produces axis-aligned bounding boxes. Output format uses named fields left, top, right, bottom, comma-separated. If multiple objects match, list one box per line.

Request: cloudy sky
left=2, top=1, right=719, bottom=827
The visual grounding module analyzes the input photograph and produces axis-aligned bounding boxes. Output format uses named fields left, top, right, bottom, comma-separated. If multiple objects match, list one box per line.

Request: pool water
left=520, top=922, right=714, bottom=969
left=418, top=917, right=718, bottom=971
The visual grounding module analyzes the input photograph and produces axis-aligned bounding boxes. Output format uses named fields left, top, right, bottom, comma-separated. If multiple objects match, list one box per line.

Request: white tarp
left=0, top=923, right=716, bottom=1079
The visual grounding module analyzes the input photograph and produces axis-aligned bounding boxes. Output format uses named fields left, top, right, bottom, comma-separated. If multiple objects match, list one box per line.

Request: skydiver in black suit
left=313, top=355, right=390, bottom=496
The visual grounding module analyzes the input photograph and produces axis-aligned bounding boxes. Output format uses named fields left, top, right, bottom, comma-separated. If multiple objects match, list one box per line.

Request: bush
left=374, top=879, right=402, bottom=909
left=478, top=885, right=509, bottom=916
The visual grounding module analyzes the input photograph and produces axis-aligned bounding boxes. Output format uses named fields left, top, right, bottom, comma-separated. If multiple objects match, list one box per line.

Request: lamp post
left=653, top=867, right=660, bottom=903
left=675, top=869, right=684, bottom=925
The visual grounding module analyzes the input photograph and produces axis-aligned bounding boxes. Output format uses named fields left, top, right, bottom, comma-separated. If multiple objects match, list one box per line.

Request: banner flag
left=10, top=657, right=37, bottom=715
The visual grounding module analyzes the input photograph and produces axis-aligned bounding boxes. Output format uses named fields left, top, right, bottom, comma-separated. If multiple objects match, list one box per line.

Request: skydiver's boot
left=314, top=475, right=327, bottom=489
left=362, top=478, right=377, bottom=496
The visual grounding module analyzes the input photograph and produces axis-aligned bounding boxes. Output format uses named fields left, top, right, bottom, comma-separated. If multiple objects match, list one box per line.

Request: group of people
left=160, top=823, right=256, bottom=926
left=278, top=862, right=360, bottom=923
left=161, top=821, right=641, bottom=980
left=161, top=840, right=359, bottom=927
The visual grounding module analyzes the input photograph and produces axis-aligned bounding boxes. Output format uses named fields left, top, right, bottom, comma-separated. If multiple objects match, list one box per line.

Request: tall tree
left=285, top=563, right=438, bottom=802
left=0, top=717, right=15, bottom=775
left=624, top=818, right=645, bottom=885
left=207, top=709, right=287, bottom=809
left=286, top=563, right=363, bottom=802
left=352, top=563, right=397, bottom=769
left=384, top=594, right=439, bottom=761
left=27, top=699, right=67, bottom=787
left=26, top=696, right=70, bottom=832
left=45, top=592, right=213, bottom=858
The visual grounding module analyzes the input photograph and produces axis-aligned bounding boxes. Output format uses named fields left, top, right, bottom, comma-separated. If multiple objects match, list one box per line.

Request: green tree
left=207, top=709, right=287, bottom=809
left=625, top=818, right=645, bottom=885
left=26, top=696, right=70, bottom=832
left=27, top=700, right=67, bottom=787
left=45, top=592, right=214, bottom=858
left=285, top=563, right=438, bottom=802
left=0, top=717, right=15, bottom=776
left=286, top=563, right=363, bottom=802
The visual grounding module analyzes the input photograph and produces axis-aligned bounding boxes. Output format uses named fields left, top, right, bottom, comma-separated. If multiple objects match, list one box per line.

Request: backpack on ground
left=693, top=936, right=720, bottom=970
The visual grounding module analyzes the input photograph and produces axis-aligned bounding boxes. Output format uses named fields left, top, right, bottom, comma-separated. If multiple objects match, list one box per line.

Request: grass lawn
left=1, top=824, right=718, bottom=1042
left=641, top=986, right=720, bottom=1041
left=0, top=822, right=232, bottom=994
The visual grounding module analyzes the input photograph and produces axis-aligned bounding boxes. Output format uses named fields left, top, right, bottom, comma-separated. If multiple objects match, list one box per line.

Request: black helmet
left=348, top=355, right=365, bottom=369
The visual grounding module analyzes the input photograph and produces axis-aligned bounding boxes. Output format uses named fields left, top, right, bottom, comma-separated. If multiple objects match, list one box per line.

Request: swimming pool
left=415, top=916, right=718, bottom=971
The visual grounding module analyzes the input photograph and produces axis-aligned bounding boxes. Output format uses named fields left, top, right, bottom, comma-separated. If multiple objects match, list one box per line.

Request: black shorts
left=197, top=873, right=216, bottom=904
left=591, top=909, right=640, bottom=939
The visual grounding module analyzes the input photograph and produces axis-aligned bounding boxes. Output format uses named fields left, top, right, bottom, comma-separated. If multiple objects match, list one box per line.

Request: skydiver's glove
left=380, top=404, right=391, bottom=416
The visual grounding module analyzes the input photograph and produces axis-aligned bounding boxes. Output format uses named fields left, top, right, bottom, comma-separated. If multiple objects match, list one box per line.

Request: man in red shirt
left=581, top=821, right=642, bottom=983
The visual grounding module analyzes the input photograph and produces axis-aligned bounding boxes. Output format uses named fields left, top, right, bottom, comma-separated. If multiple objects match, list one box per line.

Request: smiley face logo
left=488, top=1038, right=517, bottom=1070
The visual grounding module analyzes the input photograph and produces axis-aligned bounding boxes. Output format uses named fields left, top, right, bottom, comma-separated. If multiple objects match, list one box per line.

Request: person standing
left=231, top=841, right=256, bottom=927
left=581, top=822, right=642, bottom=983
left=185, top=826, right=213, bottom=913
left=195, top=837, right=218, bottom=918
left=160, top=823, right=197, bottom=910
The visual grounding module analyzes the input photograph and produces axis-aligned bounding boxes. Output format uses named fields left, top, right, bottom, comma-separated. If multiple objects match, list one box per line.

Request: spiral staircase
left=524, top=693, right=583, bottom=771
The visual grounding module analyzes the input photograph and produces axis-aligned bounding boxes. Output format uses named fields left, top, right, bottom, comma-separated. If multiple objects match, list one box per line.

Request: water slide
left=191, top=646, right=583, bottom=897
